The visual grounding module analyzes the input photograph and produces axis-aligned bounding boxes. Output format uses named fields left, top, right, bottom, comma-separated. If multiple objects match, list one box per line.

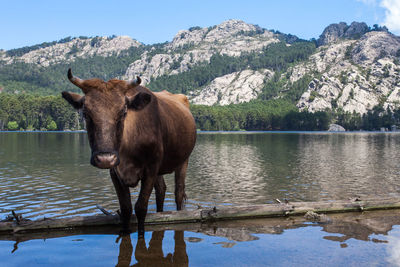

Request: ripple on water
left=1, top=132, right=400, bottom=219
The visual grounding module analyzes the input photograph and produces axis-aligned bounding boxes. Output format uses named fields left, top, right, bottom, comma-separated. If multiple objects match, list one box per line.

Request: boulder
left=328, top=124, right=346, bottom=132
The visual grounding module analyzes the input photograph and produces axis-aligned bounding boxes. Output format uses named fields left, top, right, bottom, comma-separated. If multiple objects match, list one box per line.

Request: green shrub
left=7, top=121, right=19, bottom=131
left=46, top=120, right=58, bottom=131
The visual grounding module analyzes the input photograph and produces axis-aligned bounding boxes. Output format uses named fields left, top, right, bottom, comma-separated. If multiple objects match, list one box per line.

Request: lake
left=1, top=210, right=400, bottom=266
left=1, top=132, right=400, bottom=220
left=1, top=132, right=400, bottom=266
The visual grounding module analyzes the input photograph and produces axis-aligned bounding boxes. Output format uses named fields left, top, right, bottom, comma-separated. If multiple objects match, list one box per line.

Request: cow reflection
left=116, top=231, right=188, bottom=267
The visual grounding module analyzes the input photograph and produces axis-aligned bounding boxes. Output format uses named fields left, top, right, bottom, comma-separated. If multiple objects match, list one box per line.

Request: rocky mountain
left=296, top=30, right=400, bottom=114
left=0, top=36, right=142, bottom=67
left=189, top=69, right=274, bottom=105
left=317, top=21, right=370, bottom=46
left=123, top=20, right=279, bottom=84
left=0, top=20, right=399, bottom=116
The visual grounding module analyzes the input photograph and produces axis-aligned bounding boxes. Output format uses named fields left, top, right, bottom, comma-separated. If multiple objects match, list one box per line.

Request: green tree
left=46, top=120, right=58, bottom=131
left=7, top=121, right=19, bottom=131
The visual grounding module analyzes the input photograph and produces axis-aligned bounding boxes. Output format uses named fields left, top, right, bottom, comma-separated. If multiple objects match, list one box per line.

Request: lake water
left=2, top=210, right=400, bottom=266
left=2, top=131, right=400, bottom=266
left=1, top=132, right=400, bottom=220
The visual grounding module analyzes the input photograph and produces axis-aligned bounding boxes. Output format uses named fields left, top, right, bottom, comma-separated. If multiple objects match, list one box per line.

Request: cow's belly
left=158, top=165, right=176, bottom=175
left=159, top=126, right=196, bottom=175
left=157, top=147, right=193, bottom=175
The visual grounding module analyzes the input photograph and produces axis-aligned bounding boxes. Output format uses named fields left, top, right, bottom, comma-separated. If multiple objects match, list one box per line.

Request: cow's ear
left=126, top=92, right=151, bottom=110
left=62, top=91, right=85, bottom=109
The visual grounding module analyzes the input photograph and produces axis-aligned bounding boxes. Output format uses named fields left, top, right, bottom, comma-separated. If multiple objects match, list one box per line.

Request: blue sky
left=1, top=0, right=399, bottom=50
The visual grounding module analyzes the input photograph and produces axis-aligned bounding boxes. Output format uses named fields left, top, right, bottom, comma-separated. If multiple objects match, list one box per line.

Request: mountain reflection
left=3, top=132, right=400, bottom=220
left=116, top=231, right=188, bottom=267
left=185, top=134, right=268, bottom=204
left=295, top=133, right=400, bottom=201
left=185, top=133, right=400, bottom=204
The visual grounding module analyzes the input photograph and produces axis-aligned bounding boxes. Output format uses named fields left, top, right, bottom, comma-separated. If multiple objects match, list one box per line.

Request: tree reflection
left=116, top=231, right=188, bottom=267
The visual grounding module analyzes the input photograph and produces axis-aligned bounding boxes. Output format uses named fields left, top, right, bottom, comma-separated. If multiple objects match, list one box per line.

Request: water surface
left=1, top=210, right=400, bottom=266
left=2, top=132, right=400, bottom=266
left=1, top=132, right=400, bottom=220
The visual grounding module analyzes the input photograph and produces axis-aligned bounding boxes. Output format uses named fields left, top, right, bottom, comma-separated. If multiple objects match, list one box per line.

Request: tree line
left=1, top=93, right=399, bottom=131
left=191, top=99, right=330, bottom=131
left=0, top=94, right=82, bottom=131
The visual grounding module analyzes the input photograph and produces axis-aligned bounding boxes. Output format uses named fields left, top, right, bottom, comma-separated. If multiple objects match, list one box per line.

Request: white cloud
left=380, top=0, right=400, bottom=33
left=358, top=0, right=400, bottom=34
left=387, top=228, right=400, bottom=266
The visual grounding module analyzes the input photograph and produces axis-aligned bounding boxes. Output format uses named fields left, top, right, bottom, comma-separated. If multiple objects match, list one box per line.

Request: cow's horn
left=67, top=68, right=86, bottom=92
left=129, top=76, right=141, bottom=86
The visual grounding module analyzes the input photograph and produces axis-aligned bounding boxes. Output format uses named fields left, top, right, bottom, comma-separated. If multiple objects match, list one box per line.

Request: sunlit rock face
left=123, top=20, right=279, bottom=84
left=189, top=69, right=274, bottom=106
left=296, top=30, right=400, bottom=114
left=317, top=21, right=369, bottom=46
left=0, top=36, right=142, bottom=67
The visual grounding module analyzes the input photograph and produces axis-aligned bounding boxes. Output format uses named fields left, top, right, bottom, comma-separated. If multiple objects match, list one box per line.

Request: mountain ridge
left=0, top=19, right=399, bottom=116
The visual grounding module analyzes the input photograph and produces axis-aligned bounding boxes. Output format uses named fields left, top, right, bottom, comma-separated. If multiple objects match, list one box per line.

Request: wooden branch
left=11, top=211, right=20, bottom=224
left=96, top=204, right=112, bottom=216
left=1, top=196, right=400, bottom=234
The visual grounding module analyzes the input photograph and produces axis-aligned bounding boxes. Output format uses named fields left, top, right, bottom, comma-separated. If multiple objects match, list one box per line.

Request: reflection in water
left=117, top=231, right=188, bottom=267
left=2, top=132, right=400, bottom=220
left=185, top=134, right=268, bottom=205
left=185, top=133, right=400, bottom=204
left=0, top=133, right=117, bottom=220
left=388, top=228, right=400, bottom=266
left=295, top=134, right=400, bottom=200
left=117, top=235, right=133, bottom=267
left=1, top=210, right=400, bottom=266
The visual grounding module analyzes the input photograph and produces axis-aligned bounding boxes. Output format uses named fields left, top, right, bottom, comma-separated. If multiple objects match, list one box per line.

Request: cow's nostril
left=94, top=153, right=119, bottom=169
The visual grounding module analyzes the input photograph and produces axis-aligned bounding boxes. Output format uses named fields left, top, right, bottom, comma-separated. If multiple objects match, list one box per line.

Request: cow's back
left=155, top=90, right=189, bottom=108
left=154, top=91, right=196, bottom=174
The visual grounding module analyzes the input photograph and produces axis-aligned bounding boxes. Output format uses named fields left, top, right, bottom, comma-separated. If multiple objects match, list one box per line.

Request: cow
left=62, top=69, right=197, bottom=237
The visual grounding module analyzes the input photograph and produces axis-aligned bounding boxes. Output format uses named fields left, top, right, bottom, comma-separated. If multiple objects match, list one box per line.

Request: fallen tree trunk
left=1, top=196, right=400, bottom=234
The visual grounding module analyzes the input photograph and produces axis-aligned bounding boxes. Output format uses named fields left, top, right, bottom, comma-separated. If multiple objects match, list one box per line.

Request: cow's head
left=62, top=69, right=151, bottom=169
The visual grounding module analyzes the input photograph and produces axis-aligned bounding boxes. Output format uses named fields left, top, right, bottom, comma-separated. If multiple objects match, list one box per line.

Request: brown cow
left=62, top=69, right=196, bottom=237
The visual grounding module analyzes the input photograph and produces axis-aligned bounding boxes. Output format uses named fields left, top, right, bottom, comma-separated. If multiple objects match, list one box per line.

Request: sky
left=1, top=0, right=399, bottom=50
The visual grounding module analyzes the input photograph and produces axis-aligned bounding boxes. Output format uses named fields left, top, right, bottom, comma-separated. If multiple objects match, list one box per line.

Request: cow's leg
left=154, top=175, right=166, bottom=212
left=135, top=169, right=156, bottom=238
left=175, top=159, right=188, bottom=210
left=110, top=168, right=132, bottom=233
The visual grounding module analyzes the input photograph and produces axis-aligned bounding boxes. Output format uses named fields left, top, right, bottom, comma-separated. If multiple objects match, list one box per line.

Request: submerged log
left=1, top=196, right=400, bottom=234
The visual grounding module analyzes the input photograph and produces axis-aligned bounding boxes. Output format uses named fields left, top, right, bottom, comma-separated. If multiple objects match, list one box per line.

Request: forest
left=1, top=93, right=399, bottom=131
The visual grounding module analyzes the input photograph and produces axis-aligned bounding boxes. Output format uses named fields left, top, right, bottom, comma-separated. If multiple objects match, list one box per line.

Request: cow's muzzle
left=91, top=152, right=120, bottom=169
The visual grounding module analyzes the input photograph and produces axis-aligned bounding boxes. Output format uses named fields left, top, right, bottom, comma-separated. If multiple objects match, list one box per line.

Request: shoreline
left=1, top=130, right=400, bottom=134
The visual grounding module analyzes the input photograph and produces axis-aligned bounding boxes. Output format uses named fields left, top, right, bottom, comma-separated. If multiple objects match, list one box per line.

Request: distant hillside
left=0, top=19, right=399, bottom=117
